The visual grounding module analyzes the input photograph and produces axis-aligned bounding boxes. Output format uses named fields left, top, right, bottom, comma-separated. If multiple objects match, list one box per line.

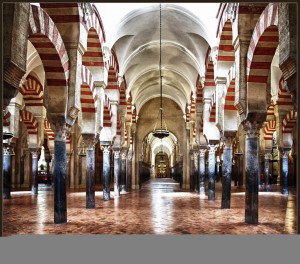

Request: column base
left=131, top=185, right=140, bottom=190
left=103, top=191, right=110, bottom=201
left=265, top=184, right=270, bottom=192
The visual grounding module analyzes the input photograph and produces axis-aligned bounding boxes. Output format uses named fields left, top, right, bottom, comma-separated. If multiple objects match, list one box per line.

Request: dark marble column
left=264, top=152, right=271, bottom=192
left=189, top=152, right=194, bottom=191
left=30, top=149, right=38, bottom=195
left=102, top=145, right=111, bottom=201
left=221, top=137, right=233, bottom=209
left=199, top=149, right=206, bottom=197
left=236, top=153, right=243, bottom=187
left=193, top=151, right=199, bottom=193
left=127, top=151, right=133, bottom=191
left=53, top=121, right=70, bottom=224
left=66, top=152, right=72, bottom=189
left=113, top=149, right=120, bottom=197
left=243, top=121, right=260, bottom=224
left=258, top=153, right=264, bottom=190
left=120, top=150, right=127, bottom=193
left=208, top=144, right=217, bottom=201
left=3, top=147, right=11, bottom=199
left=82, top=134, right=97, bottom=208
left=281, top=149, right=290, bottom=196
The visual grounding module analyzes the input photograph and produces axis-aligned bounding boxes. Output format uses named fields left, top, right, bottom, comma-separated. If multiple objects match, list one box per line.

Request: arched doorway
left=155, top=152, right=170, bottom=178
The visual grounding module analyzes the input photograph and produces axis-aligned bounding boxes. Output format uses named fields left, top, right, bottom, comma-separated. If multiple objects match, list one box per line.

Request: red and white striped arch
left=282, top=110, right=297, bottom=134
left=224, top=65, right=236, bottom=112
left=28, top=5, right=69, bottom=112
left=247, top=3, right=279, bottom=83
left=126, top=94, right=132, bottom=116
left=217, top=20, right=234, bottom=62
left=3, top=107, right=11, bottom=127
left=199, top=116, right=203, bottom=134
left=190, top=93, right=196, bottom=115
left=132, top=107, right=137, bottom=124
left=103, top=94, right=112, bottom=127
left=107, top=49, right=120, bottom=90
left=204, top=49, right=215, bottom=88
left=19, top=110, right=38, bottom=135
left=185, top=103, right=190, bottom=123
left=277, top=76, right=294, bottom=107
left=81, top=66, right=97, bottom=113
left=196, top=75, right=203, bottom=104
left=116, top=113, right=121, bottom=136
left=264, top=103, right=276, bottom=141
left=20, top=75, right=43, bottom=107
left=44, top=119, right=54, bottom=141
left=82, top=5, right=106, bottom=69
left=124, top=127, right=128, bottom=142
left=209, top=92, right=216, bottom=123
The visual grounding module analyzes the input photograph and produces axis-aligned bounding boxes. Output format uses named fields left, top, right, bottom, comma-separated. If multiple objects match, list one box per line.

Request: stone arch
left=20, top=75, right=43, bottom=107
left=246, top=3, right=279, bottom=117
left=103, top=94, right=112, bottom=127
left=107, top=49, right=120, bottom=90
left=28, top=4, right=69, bottom=117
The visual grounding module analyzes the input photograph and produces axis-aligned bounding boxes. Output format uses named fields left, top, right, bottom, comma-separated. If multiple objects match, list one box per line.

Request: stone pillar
left=208, top=144, right=217, bottom=201
left=221, top=137, right=233, bottom=209
left=3, top=146, right=11, bottom=199
left=189, top=151, right=194, bottom=191
left=127, top=151, right=133, bottom=191
left=243, top=121, right=260, bottom=224
left=66, top=152, right=72, bottom=189
left=102, top=145, right=111, bottom=201
left=264, top=152, right=272, bottom=192
left=193, top=151, right=199, bottom=193
left=113, top=149, right=120, bottom=197
left=199, top=149, right=206, bottom=197
left=120, top=150, right=127, bottom=193
left=30, top=149, right=39, bottom=195
left=281, top=149, right=290, bottom=196
left=53, top=121, right=69, bottom=224
left=82, top=134, right=97, bottom=208
left=258, top=152, right=264, bottom=190
left=235, top=153, right=243, bottom=188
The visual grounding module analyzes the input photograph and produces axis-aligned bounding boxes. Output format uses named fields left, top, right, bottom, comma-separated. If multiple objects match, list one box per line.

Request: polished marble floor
left=3, top=178, right=297, bottom=236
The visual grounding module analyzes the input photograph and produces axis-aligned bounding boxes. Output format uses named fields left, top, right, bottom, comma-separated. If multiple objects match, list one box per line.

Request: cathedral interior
left=1, top=2, right=299, bottom=236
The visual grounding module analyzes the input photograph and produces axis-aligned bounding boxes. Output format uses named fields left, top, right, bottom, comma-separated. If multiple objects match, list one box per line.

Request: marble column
left=3, top=147, right=11, bottom=199
left=199, top=149, right=206, bottom=197
left=66, top=152, right=72, bottom=189
left=281, top=149, right=290, bottom=196
left=102, top=145, right=111, bottom=201
left=264, top=152, right=272, bottom=192
left=208, top=145, right=217, bottom=201
left=235, top=153, right=243, bottom=188
left=113, top=149, right=121, bottom=198
left=221, top=137, right=233, bottom=209
left=243, top=121, right=260, bottom=224
left=30, top=149, right=38, bottom=195
left=53, top=121, right=69, bottom=224
left=120, top=150, right=127, bottom=193
left=193, top=151, right=199, bottom=193
left=189, top=152, right=194, bottom=191
left=127, top=151, right=133, bottom=191
left=82, top=134, right=97, bottom=208
left=258, top=153, right=264, bottom=190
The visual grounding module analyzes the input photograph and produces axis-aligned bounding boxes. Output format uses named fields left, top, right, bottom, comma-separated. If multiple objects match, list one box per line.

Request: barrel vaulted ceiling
left=96, top=3, right=219, bottom=114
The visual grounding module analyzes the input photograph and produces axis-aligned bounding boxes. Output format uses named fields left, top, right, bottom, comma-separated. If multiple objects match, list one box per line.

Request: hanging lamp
left=152, top=3, right=169, bottom=139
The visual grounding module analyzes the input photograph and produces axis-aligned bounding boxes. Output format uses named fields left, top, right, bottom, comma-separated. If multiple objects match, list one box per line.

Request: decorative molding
left=102, top=145, right=111, bottom=156
left=222, top=136, right=233, bottom=149
left=113, top=150, right=120, bottom=159
left=199, top=149, right=206, bottom=157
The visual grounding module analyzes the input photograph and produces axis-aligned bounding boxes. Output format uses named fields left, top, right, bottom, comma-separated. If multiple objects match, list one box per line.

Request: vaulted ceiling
left=99, top=3, right=219, bottom=114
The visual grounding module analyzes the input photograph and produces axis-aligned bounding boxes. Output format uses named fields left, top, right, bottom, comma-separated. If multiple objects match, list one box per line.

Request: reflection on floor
left=3, top=178, right=297, bottom=235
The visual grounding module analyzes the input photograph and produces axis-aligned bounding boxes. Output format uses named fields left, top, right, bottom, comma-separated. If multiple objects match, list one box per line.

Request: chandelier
left=152, top=3, right=169, bottom=139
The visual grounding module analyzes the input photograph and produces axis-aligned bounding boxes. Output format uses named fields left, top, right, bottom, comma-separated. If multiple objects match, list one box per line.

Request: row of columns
left=188, top=121, right=292, bottom=224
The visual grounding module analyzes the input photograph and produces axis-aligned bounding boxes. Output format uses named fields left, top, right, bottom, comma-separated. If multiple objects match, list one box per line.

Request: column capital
left=50, top=118, right=71, bottom=142
left=208, top=144, right=218, bottom=154
left=199, top=149, right=206, bottom=157
left=113, top=149, right=120, bottom=159
left=102, top=145, right=111, bottom=155
left=193, top=150, right=199, bottom=159
left=243, top=120, right=262, bottom=138
left=222, top=136, right=234, bottom=149
left=29, top=149, right=39, bottom=158
left=3, top=146, right=10, bottom=155
left=82, top=134, right=98, bottom=150
left=264, top=152, right=272, bottom=160
left=127, top=150, right=133, bottom=161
